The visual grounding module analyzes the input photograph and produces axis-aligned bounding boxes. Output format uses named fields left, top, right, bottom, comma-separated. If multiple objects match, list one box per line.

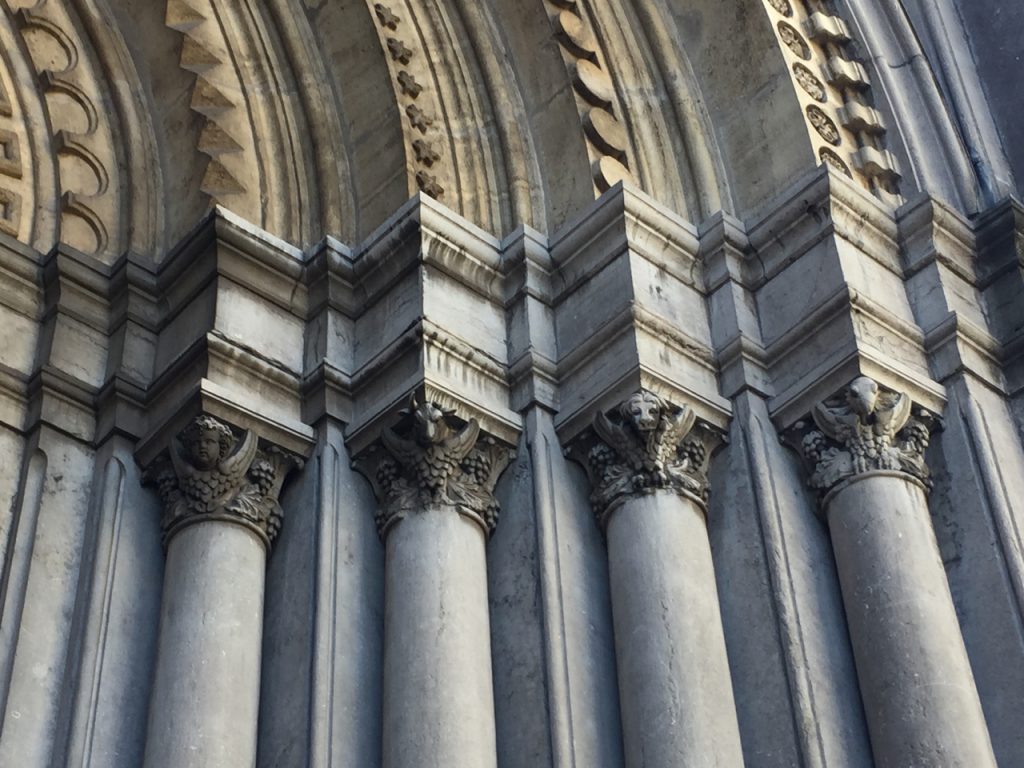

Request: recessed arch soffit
left=0, top=0, right=907, bottom=257
left=206, top=0, right=899, bottom=239
left=1, top=0, right=163, bottom=262
left=286, top=0, right=735, bottom=235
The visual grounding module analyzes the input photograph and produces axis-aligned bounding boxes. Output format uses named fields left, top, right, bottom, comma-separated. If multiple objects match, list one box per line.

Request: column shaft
left=607, top=491, right=745, bottom=768
left=827, top=473, right=996, bottom=767
left=143, top=523, right=266, bottom=768
left=382, top=507, right=497, bottom=768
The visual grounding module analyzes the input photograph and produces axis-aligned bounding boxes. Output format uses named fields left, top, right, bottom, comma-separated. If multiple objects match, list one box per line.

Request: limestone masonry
left=0, top=1, right=1021, bottom=766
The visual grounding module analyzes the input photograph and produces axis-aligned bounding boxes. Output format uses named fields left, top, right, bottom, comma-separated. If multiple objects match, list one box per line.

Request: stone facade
left=0, top=1, right=1021, bottom=766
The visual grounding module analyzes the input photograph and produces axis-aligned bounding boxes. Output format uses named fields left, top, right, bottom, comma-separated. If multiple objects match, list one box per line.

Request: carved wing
left=442, top=418, right=480, bottom=463
left=812, top=401, right=857, bottom=442
left=218, top=428, right=258, bottom=482
left=593, top=409, right=634, bottom=458
left=874, top=391, right=912, bottom=435
left=661, top=406, right=697, bottom=453
left=382, top=426, right=419, bottom=467
left=169, top=436, right=196, bottom=483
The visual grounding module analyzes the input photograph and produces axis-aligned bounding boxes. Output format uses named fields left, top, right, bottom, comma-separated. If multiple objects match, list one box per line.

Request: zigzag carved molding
left=166, top=0, right=253, bottom=205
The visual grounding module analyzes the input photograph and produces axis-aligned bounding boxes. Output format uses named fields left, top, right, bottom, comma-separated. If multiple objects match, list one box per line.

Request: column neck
left=150, top=414, right=303, bottom=549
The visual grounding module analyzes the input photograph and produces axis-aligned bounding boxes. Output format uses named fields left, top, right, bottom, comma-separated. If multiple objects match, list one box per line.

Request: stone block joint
left=570, top=390, right=716, bottom=529
left=150, top=414, right=303, bottom=549
left=357, top=396, right=514, bottom=537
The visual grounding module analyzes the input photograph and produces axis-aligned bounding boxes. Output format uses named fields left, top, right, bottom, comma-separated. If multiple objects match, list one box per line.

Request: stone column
left=359, top=399, right=512, bottom=768
left=795, top=377, right=996, bottom=767
left=142, top=415, right=300, bottom=768
left=577, top=391, right=745, bottom=768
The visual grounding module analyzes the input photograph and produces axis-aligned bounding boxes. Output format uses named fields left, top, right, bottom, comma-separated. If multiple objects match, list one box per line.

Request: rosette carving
left=152, top=415, right=302, bottom=548
left=360, top=398, right=513, bottom=537
left=574, top=391, right=714, bottom=528
left=792, top=377, right=935, bottom=495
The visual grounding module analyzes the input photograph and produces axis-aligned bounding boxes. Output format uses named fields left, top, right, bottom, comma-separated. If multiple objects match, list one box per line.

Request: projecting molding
left=550, top=184, right=731, bottom=443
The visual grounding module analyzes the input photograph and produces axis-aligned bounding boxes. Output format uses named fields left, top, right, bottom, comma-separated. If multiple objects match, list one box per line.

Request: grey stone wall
left=0, top=2, right=1021, bottom=767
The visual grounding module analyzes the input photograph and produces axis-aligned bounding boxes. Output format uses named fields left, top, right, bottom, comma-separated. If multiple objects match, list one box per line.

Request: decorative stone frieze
left=358, top=398, right=514, bottom=537
left=152, top=414, right=302, bottom=548
left=573, top=390, right=715, bottom=528
left=790, top=376, right=936, bottom=496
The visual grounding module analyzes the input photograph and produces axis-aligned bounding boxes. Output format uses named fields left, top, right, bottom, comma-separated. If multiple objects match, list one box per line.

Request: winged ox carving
left=368, top=397, right=512, bottom=536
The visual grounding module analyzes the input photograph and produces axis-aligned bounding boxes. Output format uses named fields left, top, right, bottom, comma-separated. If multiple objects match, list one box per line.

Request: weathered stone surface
left=826, top=474, right=997, bottom=767
left=0, top=3, right=1021, bottom=767
left=607, top=491, right=745, bottom=768
left=143, top=522, right=266, bottom=768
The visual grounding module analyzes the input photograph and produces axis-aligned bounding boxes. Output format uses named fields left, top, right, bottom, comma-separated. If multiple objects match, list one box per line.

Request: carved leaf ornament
left=153, top=415, right=302, bottom=548
left=582, top=390, right=712, bottom=527
left=369, top=397, right=512, bottom=536
left=798, top=376, right=934, bottom=495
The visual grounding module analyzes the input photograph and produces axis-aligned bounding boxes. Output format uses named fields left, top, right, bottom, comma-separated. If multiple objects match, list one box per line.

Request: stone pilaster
left=142, top=414, right=300, bottom=768
left=357, top=397, right=512, bottom=768
left=790, top=376, right=996, bottom=768
left=572, top=390, right=745, bottom=768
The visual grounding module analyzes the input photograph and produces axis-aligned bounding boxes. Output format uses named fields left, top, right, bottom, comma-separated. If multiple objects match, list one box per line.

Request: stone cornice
left=923, top=313, right=1008, bottom=392
left=974, top=196, right=1023, bottom=288
left=352, top=193, right=504, bottom=307
left=699, top=210, right=752, bottom=293
left=897, top=195, right=977, bottom=283
left=745, top=166, right=900, bottom=288
left=548, top=183, right=727, bottom=443
left=500, top=224, right=554, bottom=305
left=0, top=236, right=43, bottom=319
left=304, top=236, right=357, bottom=317
left=5, top=186, right=1021, bottom=479
left=40, top=245, right=114, bottom=332
left=155, top=207, right=308, bottom=324
left=501, top=225, right=558, bottom=412
left=135, top=375, right=315, bottom=469
left=549, top=182, right=701, bottom=299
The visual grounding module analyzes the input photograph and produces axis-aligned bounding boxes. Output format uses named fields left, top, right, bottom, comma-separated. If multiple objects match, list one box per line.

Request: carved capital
left=569, top=390, right=716, bottom=528
left=787, top=376, right=937, bottom=498
left=357, top=397, right=514, bottom=537
left=150, top=415, right=303, bottom=549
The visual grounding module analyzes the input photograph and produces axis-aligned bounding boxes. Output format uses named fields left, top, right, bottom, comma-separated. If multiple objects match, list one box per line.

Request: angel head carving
left=150, top=414, right=300, bottom=549
left=621, top=391, right=665, bottom=434
left=181, top=415, right=235, bottom=471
